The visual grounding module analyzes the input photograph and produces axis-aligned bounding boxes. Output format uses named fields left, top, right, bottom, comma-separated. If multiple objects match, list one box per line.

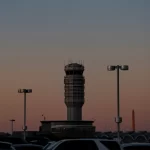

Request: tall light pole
left=18, top=89, right=32, bottom=140
left=107, top=65, right=129, bottom=142
left=10, top=119, right=15, bottom=135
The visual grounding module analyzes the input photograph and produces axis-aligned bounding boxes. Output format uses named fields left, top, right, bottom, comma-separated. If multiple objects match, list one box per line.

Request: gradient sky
left=0, top=0, right=150, bottom=132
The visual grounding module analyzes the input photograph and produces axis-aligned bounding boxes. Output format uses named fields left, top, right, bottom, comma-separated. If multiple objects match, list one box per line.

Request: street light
left=42, top=114, right=46, bottom=121
left=107, top=65, right=129, bottom=141
left=18, top=89, right=32, bottom=140
left=10, top=119, right=15, bottom=135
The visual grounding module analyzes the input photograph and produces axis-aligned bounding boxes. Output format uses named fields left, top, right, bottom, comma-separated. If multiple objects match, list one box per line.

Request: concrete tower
left=64, top=63, right=85, bottom=121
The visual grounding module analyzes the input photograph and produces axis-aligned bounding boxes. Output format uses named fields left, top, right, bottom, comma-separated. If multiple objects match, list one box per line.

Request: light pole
left=18, top=89, right=32, bottom=140
left=10, top=119, right=15, bottom=135
left=107, top=65, right=129, bottom=142
left=42, top=114, right=46, bottom=121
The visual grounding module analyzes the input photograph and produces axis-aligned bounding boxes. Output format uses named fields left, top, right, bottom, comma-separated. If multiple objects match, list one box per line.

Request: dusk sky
left=0, top=0, right=150, bottom=132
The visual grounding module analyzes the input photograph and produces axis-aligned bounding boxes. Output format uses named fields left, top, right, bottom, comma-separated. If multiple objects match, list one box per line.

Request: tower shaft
left=64, top=63, right=85, bottom=121
left=67, top=106, right=82, bottom=121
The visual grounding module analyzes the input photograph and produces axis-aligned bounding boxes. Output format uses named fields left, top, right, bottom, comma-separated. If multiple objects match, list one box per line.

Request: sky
left=0, top=0, right=150, bottom=132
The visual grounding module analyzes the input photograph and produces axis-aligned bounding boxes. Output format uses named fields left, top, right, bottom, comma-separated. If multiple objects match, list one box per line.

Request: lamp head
left=120, top=65, right=129, bottom=71
left=18, top=89, right=32, bottom=93
left=107, top=65, right=116, bottom=71
left=10, top=119, right=15, bottom=122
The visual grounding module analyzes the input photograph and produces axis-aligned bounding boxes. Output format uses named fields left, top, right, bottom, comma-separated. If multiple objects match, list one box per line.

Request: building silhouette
left=40, top=63, right=95, bottom=138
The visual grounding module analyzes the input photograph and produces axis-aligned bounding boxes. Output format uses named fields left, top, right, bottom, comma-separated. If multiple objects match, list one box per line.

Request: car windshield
left=43, top=142, right=55, bottom=150
left=45, top=142, right=61, bottom=150
left=100, top=141, right=121, bottom=150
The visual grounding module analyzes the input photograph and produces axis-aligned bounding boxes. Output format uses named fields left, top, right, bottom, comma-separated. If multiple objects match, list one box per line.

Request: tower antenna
left=68, top=58, right=71, bottom=64
left=64, top=60, right=66, bottom=67
left=79, top=60, right=80, bottom=64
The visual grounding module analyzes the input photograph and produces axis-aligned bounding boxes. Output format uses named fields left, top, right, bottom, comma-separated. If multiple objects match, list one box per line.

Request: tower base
left=40, top=120, right=95, bottom=138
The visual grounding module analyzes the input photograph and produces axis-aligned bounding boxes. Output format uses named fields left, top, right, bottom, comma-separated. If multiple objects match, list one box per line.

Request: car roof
left=0, top=141, right=12, bottom=149
left=0, top=141, right=12, bottom=145
left=47, top=141, right=55, bottom=143
left=13, top=144, right=43, bottom=147
left=60, top=138, right=118, bottom=142
left=122, top=143, right=150, bottom=147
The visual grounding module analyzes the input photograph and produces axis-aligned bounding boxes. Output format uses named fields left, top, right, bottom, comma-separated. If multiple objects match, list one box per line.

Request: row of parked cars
left=95, top=131, right=150, bottom=143
left=43, top=139, right=150, bottom=150
left=0, top=136, right=46, bottom=150
left=1, top=136, right=150, bottom=150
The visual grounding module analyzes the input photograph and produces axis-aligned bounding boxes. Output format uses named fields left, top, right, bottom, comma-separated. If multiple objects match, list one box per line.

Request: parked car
left=43, top=141, right=56, bottom=150
left=0, top=141, right=15, bottom=150
left=122, top=143, right=150, bottom=150
left=0, top=137, right=27, bottom=145
left=44, top=141, right=62, bottom=150
left=13, top=144, right=43, bottom=150
left=26, top=137, right=49, bottom=146
left=45, top=139, right=122, bottom=150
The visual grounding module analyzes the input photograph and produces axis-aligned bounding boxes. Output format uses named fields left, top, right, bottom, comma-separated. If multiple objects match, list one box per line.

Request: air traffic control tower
left=64, top=63, right=85, bottom=121
left=40, top=63, right=95, bottom=138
